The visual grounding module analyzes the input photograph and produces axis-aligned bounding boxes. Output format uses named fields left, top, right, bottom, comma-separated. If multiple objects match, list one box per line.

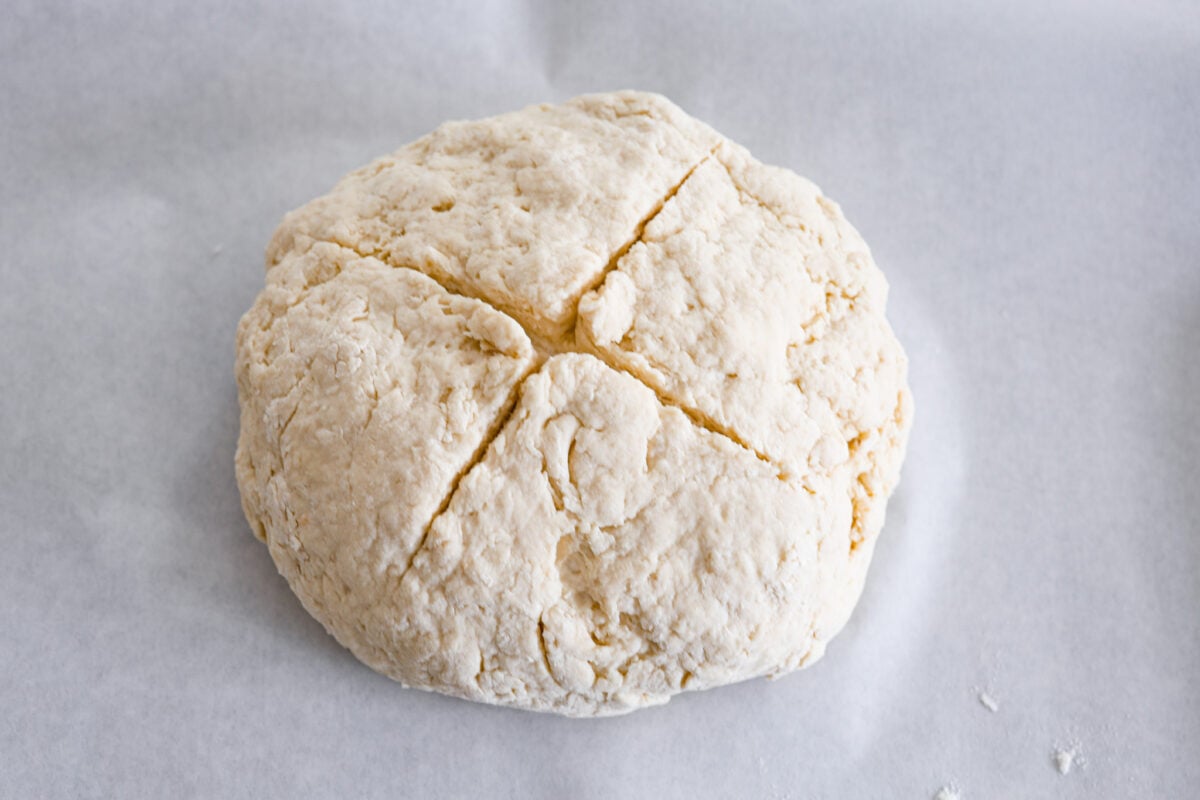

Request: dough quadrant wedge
left=235, top=91, right=914, bottom=716
left=577, top=141, right=913, bottom=550
left=387, top=354, right=847, bottom=716
left=235, top=242, right=534, bottom=667
left=267, top=91, right=721, bottom=343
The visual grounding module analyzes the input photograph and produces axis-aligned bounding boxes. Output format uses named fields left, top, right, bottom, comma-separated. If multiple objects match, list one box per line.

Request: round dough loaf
left=235, top=91, right=913, bottom=716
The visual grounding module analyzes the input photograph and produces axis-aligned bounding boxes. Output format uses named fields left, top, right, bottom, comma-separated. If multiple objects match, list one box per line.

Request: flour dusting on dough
left=235, top=91, right=913, bottom=716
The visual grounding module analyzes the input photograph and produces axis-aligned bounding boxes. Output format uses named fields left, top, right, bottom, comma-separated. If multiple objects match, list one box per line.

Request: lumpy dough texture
left=235, top=243, right=534, bottom=668
left=236, top=91, right=913, bottom=716
left=266, top=92, right=720, bottom=342
left=388, top=355, right=850, bottom=715
left=577, top=142, right=913, bottom=549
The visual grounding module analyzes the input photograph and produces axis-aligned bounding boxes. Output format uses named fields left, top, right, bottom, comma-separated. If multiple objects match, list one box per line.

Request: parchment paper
left=2, top=1, right=1198, bottom=796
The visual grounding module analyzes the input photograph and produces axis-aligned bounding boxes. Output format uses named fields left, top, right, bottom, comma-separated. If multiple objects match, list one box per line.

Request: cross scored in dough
left=236, top=91, right=912, bottom=716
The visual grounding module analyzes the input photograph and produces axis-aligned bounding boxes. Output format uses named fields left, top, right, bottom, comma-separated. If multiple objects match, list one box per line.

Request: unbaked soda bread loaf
left=235, top=91, right=912, bottom=716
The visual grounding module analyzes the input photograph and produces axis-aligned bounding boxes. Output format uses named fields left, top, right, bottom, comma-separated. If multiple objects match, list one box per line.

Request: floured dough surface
left=236, top=91, right=912, bottom=716
left=389, top=355, right=844, bottom=715
left=577, top=142, right=912, bottom=548
left=267, top=92, right=720, bottom=342
left=235, top=242, right=534, bottom=667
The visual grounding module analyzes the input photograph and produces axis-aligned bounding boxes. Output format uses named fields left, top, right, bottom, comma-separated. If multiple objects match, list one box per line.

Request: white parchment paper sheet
left=2, top=1, right=1197, bottom=796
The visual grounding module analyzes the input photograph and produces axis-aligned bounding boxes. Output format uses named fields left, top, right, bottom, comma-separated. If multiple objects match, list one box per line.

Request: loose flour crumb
left=1053, top=744, right=1084, bottom=775
left=977, top=691, right=998, bottom=712
left=934, top=784, right=960, bottom=800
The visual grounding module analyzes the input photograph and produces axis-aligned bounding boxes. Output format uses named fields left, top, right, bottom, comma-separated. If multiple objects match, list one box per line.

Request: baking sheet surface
left=2, top=1, right=1197, bottom=796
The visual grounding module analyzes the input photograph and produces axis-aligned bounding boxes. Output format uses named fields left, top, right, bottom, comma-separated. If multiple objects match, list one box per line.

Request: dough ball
left=236, top=91, right=912, bottom=716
